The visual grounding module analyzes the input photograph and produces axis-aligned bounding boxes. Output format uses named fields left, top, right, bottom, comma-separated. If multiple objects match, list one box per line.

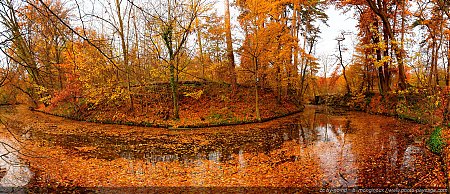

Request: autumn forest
left=0, top=0, right=449, bottom=191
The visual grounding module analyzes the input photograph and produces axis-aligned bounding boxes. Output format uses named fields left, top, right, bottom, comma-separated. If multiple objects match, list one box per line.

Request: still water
left=0, top=105, right=446, bottom=188
left=0, top=131, right=33, bottom=192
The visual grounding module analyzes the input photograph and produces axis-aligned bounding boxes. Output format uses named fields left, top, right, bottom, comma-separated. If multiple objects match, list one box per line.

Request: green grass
left=427, top=127, right=446, bottom=154
left=208, top=112, right=222, bottom=120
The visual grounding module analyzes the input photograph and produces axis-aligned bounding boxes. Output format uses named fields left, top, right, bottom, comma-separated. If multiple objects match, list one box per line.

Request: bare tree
left=133, top=0, right=208, bottom=119
left=114, top=0, right=134, bottom=110
left=336, top=32, right=351, bottom=95
left=0, top=0, right=38, bottom=84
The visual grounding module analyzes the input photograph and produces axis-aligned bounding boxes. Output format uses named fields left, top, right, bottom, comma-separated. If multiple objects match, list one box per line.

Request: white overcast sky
left=316, top=6, right=358, bottom=60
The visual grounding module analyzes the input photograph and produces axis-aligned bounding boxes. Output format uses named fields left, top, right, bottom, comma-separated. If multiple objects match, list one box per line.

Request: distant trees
left=2, top=0, right=449, bottom=118
left=332, top=0, right=449, bottom=94
left=236, top=0, right=328, bottom=118
left=335, top=0, right=409, bottom=93
left=0, top=0, right=72, bottom=105
left=0, top=0, right=329, bottom=116
left=237, top=0, right=327, bottom=112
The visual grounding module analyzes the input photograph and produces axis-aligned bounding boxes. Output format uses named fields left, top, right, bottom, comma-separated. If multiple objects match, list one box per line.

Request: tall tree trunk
left=375, top=40, right=387, bottom=93
left=195, top=17, right=204, bottom=78
left=434, top=43, right=440, bottom=88
left=254, top=57, right=260, bottom=121
left=169, top=59, right=179, bottom=119
left=338, top=38, right=351, bottom=95
left=398, top=0, right=407, bottom=90
left=372, top=21, right=389, bottom=93
left=366, top=0, right=407, bottom=90
left=429, top=39, right=437, bottom=89
left=291, top=0, right=298, bottom=94
left=365, top=54, right=372, bottom=93
left=115, top=0, right=133, bottom=111
left=382, top=21, right=391, bottom=91
left=396, top=45, right=408, bottom=90
left=169, top=47, right=179, bottom=119
left=163, top=22, right=179, bottom=119
left=276, top=64, right=281, bottom=104
left=436, top=17, right=445, bottom=88
left=225, top=0, right=236, bottom=89
left=299, top=62, right=308, bottom=99
left=299, top=20, right=309, bottom=100
left=132, top=8, right=142, bottom=80
left=447, top=38, right=450, bottom=86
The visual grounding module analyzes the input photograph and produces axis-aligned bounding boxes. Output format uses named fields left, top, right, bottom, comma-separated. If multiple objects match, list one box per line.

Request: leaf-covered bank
left=38, top=82, right=301, bottom=128
left=315, top=88, right=444, bottom=125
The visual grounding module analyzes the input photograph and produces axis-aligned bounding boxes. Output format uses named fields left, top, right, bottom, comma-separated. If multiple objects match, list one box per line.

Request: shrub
left=427, top=127, right=446, bottom=154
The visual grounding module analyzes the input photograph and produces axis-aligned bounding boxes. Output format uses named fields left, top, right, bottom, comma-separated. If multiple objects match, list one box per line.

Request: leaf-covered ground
left=0, top=105, right=447, bottom=191
left=442, top=129, right=450, bottom=189
left=43, top=83, right=300, bottom=127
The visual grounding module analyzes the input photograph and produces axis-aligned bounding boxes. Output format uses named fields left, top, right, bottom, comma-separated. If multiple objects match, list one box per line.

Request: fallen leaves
left=74, top=146, right=97, bottom=152
left=45, top=84, right=301, bottom=128
left=0, top=105, right=447, bottom=189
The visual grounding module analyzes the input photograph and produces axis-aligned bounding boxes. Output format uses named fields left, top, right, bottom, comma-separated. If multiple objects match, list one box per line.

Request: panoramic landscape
left=0, top=0, right=449, bottom=192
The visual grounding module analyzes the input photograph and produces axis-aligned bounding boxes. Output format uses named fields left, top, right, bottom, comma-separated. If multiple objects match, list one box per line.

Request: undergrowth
left=427, top=127, right=446, bottom=154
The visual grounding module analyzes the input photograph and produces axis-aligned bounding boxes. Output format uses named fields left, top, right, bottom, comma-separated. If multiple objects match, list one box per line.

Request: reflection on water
left=113, top=106, right=431, bottom=187
left=401, top=145, right=422, bottom=172
left=315, top=122, right=357, bottom=187
left=11, top=105, right=440, bottom=187
left=144, top=152, right=179, bottom=165
left=0, top=136, right=33, bottom=189
left=389, top=136, right=398, bottom=169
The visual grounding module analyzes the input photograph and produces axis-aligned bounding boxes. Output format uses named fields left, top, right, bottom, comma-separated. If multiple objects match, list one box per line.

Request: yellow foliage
left=184, top=90, right=204, bottom=100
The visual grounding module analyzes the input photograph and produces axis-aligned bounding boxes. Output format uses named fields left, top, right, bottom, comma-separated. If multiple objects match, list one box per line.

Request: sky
left=316, top=6, right=358, bottom=61
left=316, top=6, right=358, bottom=76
